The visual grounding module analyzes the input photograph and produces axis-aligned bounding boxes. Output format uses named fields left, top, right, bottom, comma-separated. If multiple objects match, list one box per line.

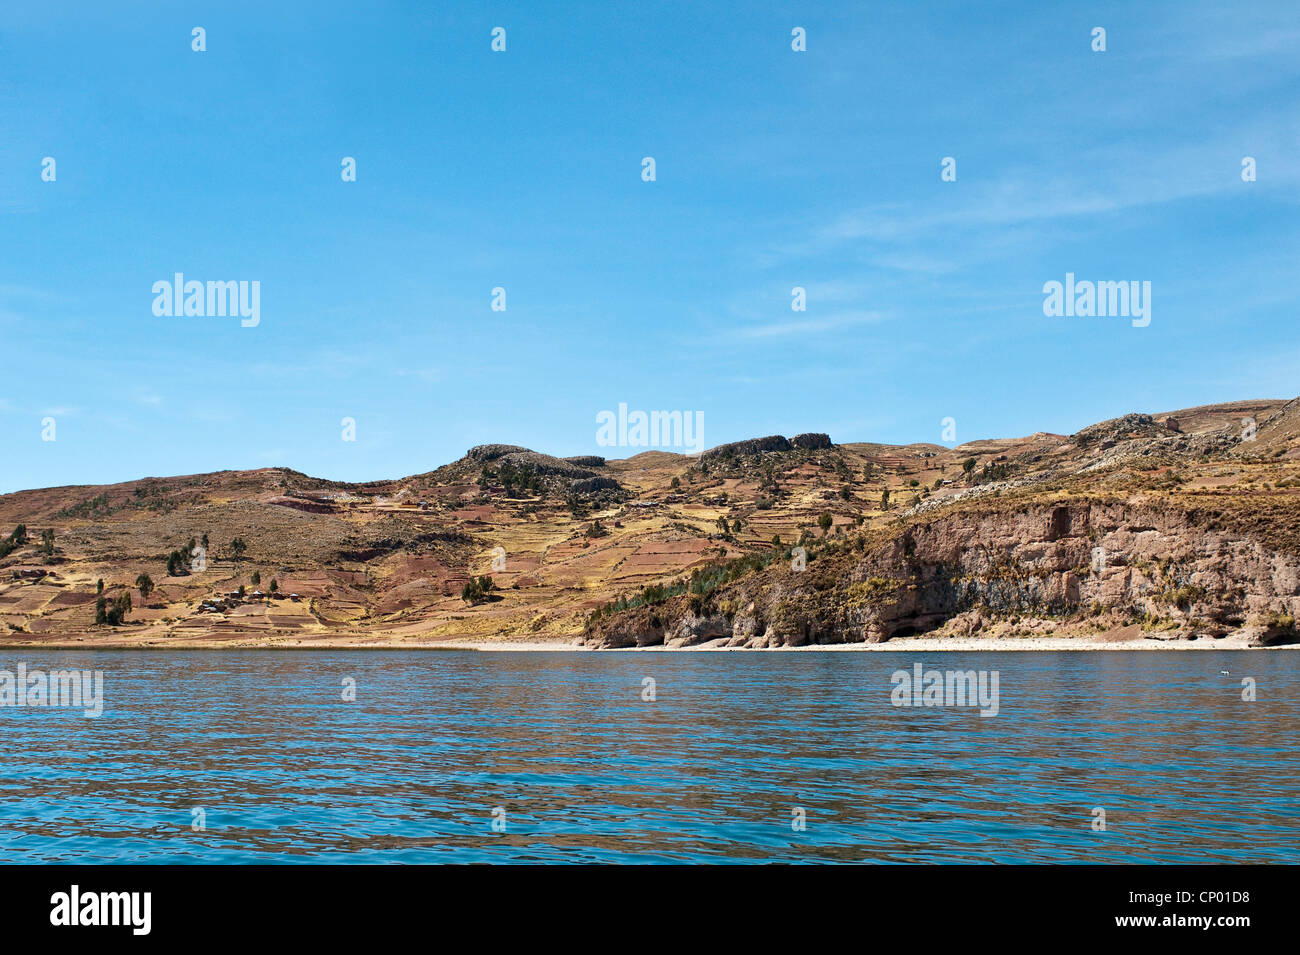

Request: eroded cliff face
left=582, top=499, right=1300, bottom=648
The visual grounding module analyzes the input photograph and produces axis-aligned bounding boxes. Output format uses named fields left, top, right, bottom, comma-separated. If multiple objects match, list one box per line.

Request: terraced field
left=0, top=398, right=1297, bottom=648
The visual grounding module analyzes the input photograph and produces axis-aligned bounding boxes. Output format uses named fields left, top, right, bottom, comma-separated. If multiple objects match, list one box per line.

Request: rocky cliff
left=583, top=497, right=1300, bottom=648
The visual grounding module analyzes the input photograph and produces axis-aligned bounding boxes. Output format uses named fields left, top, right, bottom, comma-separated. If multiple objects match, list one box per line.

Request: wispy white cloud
left=190, top=408, right=235, bottom=423
left=760, top=120, right=1300, bottom=282
left=394, top=367, right=441, bottom=383
left=736, top=309, right=891, bottom=340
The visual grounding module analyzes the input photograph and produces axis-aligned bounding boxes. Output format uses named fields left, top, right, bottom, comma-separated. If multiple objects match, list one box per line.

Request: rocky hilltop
left=0, top=400, right=1297, bottom=648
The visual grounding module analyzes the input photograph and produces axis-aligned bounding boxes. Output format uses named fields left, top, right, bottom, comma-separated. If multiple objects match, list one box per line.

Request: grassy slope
left=0, top=398, right=1296, bottom=647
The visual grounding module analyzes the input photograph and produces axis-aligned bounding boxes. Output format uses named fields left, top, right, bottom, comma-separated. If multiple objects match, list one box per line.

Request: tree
left=732, top=519, right=742, bottom=534
left=237, top=584, right=246, bottom=598
left=135, top=573, right=154, bottom=604
left=98, top=591, right=132, bottom=626
left=962, top=457, right=976, bottom=475
left=165, top=537, right=199, bottom=577
left=771, top=534, right=782, bottom=548
left=269, top=579, right=278, bottom=596
left=840, top=485, right=852, bottom=501
left=251, top=571, right=261, bottom=586
left=716, top=515, right=731, bottom=535
left=818, top=512, right=833, bottom=535
left=670, top=476, right=681, bottom=489
left=880, top=489, right=891, bottom=511
left=229, top=538, right=247, bottom=562
left=461, top=575, right=495, bottom=605
left=201, top=532, right=209, bottom=550
left=40, top=528, right=54, bottom=557
left=0, top=524, right=28, bottom=559
left=96, top=579, right=104, bottom=594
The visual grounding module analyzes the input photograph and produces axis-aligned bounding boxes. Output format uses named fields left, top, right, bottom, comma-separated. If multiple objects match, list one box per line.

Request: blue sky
left=2, top=0, right=1298, bottom=492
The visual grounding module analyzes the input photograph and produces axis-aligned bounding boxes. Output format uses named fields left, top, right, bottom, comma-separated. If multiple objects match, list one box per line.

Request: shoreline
left=0, top=631, right=1293, bottom=652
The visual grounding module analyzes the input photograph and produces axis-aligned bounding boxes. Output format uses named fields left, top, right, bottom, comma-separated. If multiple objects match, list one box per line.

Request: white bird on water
left=1220, top=670, right=1230, bottom=675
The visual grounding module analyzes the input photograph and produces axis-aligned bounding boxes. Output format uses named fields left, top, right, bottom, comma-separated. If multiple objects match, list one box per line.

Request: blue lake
left=0, top=650, right=1295, bottom=863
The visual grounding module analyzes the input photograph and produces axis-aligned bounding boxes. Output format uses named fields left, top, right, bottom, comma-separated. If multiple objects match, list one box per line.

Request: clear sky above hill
left=2, top=0, right=1298, bottom=491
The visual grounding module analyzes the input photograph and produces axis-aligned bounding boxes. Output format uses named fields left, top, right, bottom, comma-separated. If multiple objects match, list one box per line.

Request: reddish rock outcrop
left=583, top=499, right=1300, bottom=648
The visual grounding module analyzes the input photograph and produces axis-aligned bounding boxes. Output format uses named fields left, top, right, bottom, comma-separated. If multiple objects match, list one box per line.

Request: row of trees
left=136, top=570, right=278, bottom=603
left=163, top=533, right=252, bottom=577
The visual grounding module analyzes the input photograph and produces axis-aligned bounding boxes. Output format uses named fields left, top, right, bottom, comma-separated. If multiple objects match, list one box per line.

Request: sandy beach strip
left=0, top=627, right=1293, bottom=651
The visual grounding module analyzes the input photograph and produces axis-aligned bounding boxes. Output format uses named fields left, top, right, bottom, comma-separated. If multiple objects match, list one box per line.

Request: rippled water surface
left=0, top=650, right=1296, bottom=863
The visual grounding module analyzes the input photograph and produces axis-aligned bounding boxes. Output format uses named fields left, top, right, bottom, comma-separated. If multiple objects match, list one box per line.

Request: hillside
left=1, top=398, right=1298, bottom=648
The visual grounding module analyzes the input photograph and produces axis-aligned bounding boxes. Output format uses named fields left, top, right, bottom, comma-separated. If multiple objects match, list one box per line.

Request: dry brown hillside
left=1, top=399, right=1297, bottom=648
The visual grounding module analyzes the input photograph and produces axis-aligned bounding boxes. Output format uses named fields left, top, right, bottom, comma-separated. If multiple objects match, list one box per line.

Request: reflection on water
left=0, top=650, right=1295, bottom=863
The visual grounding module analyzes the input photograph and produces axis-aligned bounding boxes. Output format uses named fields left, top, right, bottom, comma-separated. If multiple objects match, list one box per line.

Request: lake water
left=0, top=650, right=1296, bottom=863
